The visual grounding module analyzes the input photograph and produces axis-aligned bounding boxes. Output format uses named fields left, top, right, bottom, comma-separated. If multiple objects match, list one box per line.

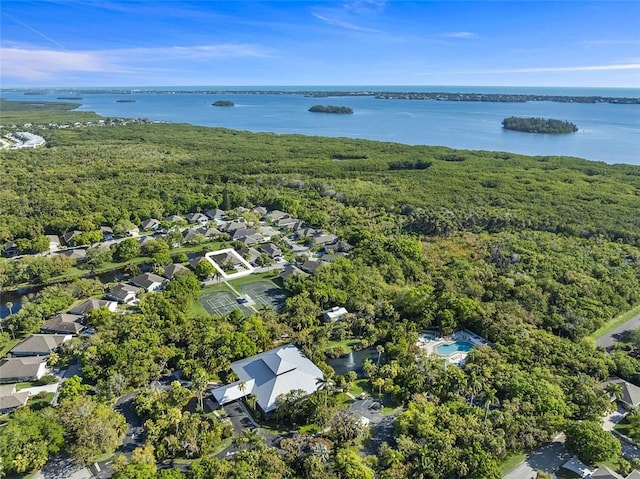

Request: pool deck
left=416, top=329, right=491, bottom=365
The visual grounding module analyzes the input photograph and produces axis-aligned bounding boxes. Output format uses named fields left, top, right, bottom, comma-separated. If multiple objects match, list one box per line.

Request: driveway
left=596, top=312, right=640, bottom=349
left=503, top=435, right=570, bottom=479
left=347, top=395, right=400, bottom=455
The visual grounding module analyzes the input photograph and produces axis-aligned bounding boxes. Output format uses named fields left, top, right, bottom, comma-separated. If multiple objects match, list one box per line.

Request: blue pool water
left=436, top=341, right=474, bottom=355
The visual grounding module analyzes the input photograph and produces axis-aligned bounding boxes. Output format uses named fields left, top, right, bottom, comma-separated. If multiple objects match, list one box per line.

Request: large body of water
left=2, top=85, right=639, bottom=165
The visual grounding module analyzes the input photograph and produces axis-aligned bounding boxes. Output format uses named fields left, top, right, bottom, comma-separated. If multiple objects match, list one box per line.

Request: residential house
left=165, top=214, right=185, bottom=223
left=590, top=466, right=624, bottom=479
left=0, top=384, right=30, bottom=413
left=251, top=206, right=267, bottom=217
left=41, top=313, right=84, bottom=335
left=238, top=247, right=261, bottom=266
left=3, top=242, right=18, bottom=258
left=130, top=273, right=167, bottom=292
left=231, top=228, right=257, bottom=241
left=224, top=220, right=247, bottom=233
left=69, top=299, right=118, bottom=315
left=295, top=227, right=320, bottom=240
left=319, top=252, right=348, bottom=263
left=10, top=334, right=71, bottom=357
left=189, top=256, right=209, bottom=270
left=210, top=251, right=243, bottom=267
left=212, top=344, right=324, bottom=415
left=276, top=217, right=301, bottom=230
left=625, top=471, right=640, bottom=479
left=257, top=225, right=279, bottom=242
left=140, top=219, right=160, bottom=231
left=58, top=248, right=87, bottom=263
left=258, top=243, right=282, bottom=259
left=280, top=264, right=306, bottom=281
left=62, top=230, right=82, bottom=246
left=196, top=226, right=221, bottom=238
left=311, top=234, right=338, bottom=247
left=182, top=228, right=203, bottom=244
left=107, top=284, right=141, bottom=304
left=138, top=235, right=156, bottom=248
left=240, top=233, right=264, bottom=247
left=163, top=263, right=189, bottom=280
left=185, top=213, right=209, bottom=225
left=322, top=306, right=349, bottom=322
left=300, top=260, right=323, bottom=274
left=604, top=378, right=640, bottom=410
left=0, top=357, right=48, bottom=383
left=46, top=235, right=61, bottom=252
left=265, top=210, right=289, bottom=222
left=205, top=208, right=226, bottom=221
left=99, top=226, right=114, bottom=241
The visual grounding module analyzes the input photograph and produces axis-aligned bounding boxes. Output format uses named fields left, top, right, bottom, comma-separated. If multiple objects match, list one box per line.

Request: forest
left=502, top=116, right=578, bottom=134
left=1, top=100, right=640, bottom=478
left=308, top=105, right=354, bottom=114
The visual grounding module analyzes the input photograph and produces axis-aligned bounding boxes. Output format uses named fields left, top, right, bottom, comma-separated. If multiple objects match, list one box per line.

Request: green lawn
left=228, top=271, right=281, bottom=288
left=325, top=338, right=360, bottom=356
left=0, top=338, right=22, bottom=357
left=589, top=303, right=640, bottom=341
left=15, top=381, right=40, bottom=391
left=499, top=452, right=526, bottom=475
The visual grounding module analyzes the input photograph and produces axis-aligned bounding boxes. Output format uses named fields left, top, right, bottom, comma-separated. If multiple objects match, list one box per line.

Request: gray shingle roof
left=0, top=356, right=47, bottom=381
left=11, top=334, right=70, bottom=356
left=41, top=313, right=84, bottom=334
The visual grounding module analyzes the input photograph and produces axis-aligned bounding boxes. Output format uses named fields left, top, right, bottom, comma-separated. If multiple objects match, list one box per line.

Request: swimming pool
left=436, top=341, right=474, bottom=356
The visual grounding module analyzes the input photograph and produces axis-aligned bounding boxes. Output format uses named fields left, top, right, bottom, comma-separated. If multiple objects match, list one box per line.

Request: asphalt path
left=503, top=436, right=570, bottom=479
left=596, top=311, right=640, bottom=349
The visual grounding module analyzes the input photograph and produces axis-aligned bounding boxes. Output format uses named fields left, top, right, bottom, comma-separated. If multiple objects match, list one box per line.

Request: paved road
left=596, top=311, right=640, bottom=349
left=503, top=435, right=570, bottom=479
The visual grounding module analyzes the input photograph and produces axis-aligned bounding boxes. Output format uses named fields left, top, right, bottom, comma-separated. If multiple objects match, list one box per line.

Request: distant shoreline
left=3, top=88, right=639, bottom=105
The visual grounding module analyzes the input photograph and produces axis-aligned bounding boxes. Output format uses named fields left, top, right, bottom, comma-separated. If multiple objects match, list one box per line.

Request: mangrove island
left=213, top=100, right=235, bottom=107
left=309, top=104, right=353, bottom=114
left=502, top=116, right=578, bottom=134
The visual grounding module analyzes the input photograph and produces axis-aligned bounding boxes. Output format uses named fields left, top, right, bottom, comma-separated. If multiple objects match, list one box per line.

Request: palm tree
left=7, top=323, right=15, bottom=340
left=605, top=382, right=624, bottom=402
left=238, top=380, right=248, bottom=397
left=376, top=345, right=385, bottom=366
left=191, top=369, right=209, bottom=411
left=6, top=301, right=13, bottom=316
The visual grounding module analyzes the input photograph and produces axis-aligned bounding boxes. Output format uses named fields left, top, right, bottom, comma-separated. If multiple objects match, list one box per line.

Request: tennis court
left=200, top=291, right=251, bottom=316
left=239, top=280, right=287, bottom=311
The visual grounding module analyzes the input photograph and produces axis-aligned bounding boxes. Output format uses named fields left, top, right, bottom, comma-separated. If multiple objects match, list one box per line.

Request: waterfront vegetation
left=1, top=101, right=640, bottom=478
left=502, top=116, right=578, bottom=134
left=308, top=104, right=353, bottom=114
left=212, top=100, right=234, bottom=107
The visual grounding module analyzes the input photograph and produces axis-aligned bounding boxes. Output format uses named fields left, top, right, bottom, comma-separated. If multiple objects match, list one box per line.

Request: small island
left=309, top=105, right=353, bottom=114
left=57, top=96, right=83, bottom=100
left=212, top=100, right=235, bottom=107
left=116, top=99, right=136, bottom=103
left=502, top=116, right=578, bottom=134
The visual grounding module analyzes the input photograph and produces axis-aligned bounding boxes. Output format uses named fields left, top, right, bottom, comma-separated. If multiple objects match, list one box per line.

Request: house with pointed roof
left=265, top=210, right=289, bottom=222
left=163, top=263, right=189, bottom=280
left=625, top=471, right=640, bottom=479
left=0, top=384, right=30, bottom=413
left=69, top=299, right=118, bottom=315
left=0, top=357, right=48, bottom=383
left=58, top=248, right=87, bottom=262
left=280, top=264, right=307, bottom=281
left=604, top=377, right=640, bottom=410
left=62, top=230, right=82, bottom=246
left=107, top=284, right=141, bottom=304
left=205, top=208, right=226, bottom=221
left=258, top=243, right=283, bottom=259
left=186, top=213, right=209, bottom=225
left=212, top=344, right=324, bottom=415
left=100, top=226, right=114, bottom=241
left=590, top=466, right=624, bottom=479
left=140, top=218, right=161, bottom=231
left=165, top=214, right=185, bottom=223
left=41, top=313, right=85, bottom=335
left=231, top=228, right=257, bottom=241
left=130, top=272, right=167, bottom=292
left=10, top=334, right=72, bottom=357
left=322, top=306, right=349, bottom=322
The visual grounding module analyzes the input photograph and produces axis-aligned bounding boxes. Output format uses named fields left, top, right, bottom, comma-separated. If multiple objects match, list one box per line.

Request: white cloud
left=0, top=43, right=270, bottom=81
left=441, top=31, right=479, bottom=39
left=0, top=48, right=109, bottom=80
left=312, top=12, right=381, bottom=33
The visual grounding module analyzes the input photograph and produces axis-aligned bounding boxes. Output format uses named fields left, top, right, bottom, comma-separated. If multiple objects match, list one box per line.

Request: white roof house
left=322, top=306, right=349, bottom=322
left=212, top=344, right=324, bottom=414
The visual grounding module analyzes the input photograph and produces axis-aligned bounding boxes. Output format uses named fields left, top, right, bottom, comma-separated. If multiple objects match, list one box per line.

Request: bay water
left=2, top=86, right=639, bottom=165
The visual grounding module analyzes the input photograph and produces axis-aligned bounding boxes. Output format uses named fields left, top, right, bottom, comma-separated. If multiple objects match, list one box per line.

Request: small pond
left=327, top=346, right=383, bottom=377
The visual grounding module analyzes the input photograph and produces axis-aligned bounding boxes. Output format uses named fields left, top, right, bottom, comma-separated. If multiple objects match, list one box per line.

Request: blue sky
left=1, top=1, right=639, bottom=87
